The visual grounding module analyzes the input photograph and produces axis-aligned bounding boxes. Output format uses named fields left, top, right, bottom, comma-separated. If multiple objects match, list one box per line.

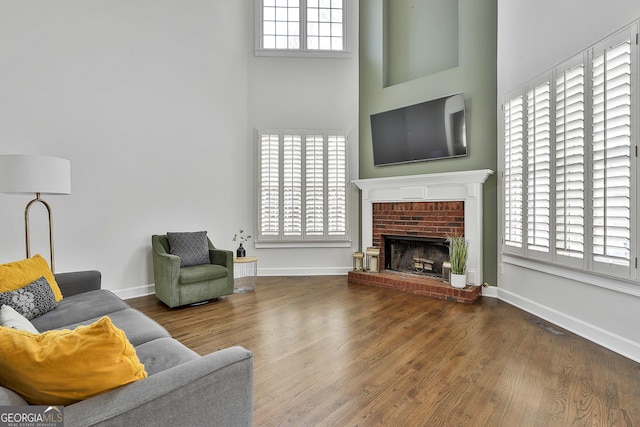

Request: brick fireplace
left=349, top=170, right=493, bottom=303
left=373, top=201, right=464, bottom=271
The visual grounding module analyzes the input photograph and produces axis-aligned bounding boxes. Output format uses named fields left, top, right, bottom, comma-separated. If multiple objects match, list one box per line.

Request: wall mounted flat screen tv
left=370, top=92, right=467, bottom=166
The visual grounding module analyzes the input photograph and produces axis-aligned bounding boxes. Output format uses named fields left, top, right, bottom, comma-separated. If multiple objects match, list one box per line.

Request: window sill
left=254, top=49, right=352, bottom=59
left=255, top=240, right=352, bottom=249
left=502, top=254, right=640, bottom=298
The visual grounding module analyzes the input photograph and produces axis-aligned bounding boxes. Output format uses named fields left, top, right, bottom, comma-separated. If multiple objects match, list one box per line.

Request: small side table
left=233, top=256, right=258, bottom=293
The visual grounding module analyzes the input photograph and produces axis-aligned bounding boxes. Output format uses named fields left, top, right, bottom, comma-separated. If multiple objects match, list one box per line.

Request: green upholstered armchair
left=151, top=234, right=234, bottom=308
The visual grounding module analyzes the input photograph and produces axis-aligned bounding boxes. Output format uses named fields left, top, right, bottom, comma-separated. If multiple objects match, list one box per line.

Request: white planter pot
left=450, top=273, right=467, bottom=289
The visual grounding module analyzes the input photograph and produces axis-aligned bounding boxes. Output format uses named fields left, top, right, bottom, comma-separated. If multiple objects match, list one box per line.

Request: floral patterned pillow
left=0, top=276, right=57, bottom=320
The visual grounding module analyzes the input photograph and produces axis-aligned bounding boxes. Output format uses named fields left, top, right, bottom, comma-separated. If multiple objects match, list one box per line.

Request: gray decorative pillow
left=0, top=276, right=57, bottom=320
left=167, top=231, right=210, bottom=267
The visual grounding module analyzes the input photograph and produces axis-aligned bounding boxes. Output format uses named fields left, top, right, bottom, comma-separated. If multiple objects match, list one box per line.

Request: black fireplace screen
left=383, top=235, right=449, bottom=277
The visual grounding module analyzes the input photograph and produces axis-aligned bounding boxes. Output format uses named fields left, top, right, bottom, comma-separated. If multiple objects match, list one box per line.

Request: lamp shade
left=0, top=155, right=71, bottom=195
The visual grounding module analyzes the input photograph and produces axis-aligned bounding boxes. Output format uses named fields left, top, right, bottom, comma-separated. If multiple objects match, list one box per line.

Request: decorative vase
left=236, top=243, right=246, bottom=258
left=450, top=273, right=467, bottom=289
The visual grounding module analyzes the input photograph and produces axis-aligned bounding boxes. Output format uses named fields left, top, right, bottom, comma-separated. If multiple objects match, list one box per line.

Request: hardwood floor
left=127, top=276, right=640, bottom=426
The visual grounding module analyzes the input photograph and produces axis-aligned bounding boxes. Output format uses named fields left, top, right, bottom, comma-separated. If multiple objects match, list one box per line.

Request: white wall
left=0, top=1, right=359, bottom=296
left=497, top=0, right=640, bottom=362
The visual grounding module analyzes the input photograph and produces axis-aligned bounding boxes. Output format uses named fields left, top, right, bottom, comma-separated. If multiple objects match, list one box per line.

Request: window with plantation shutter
left=259, top=134, right=280, bottom=236
left=257, top=130, right=349, bottom=243
left=591, top=36, right=632, bottom=273
left=327, top=135, right=347, bottom=235
left=527, top=82, right=552, bottom=254
left=503, top=95, right=525, bottom=251
left=555, top=62, right=585, bottom=261
left=501, top=21, right=638, bottom=283
left=283, top=135, right=303, bottom=236
left=305, top=134, right=324, bottom=236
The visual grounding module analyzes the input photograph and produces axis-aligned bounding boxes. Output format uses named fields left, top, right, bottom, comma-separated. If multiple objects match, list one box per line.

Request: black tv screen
left=370, top=93, right=467, bottom=166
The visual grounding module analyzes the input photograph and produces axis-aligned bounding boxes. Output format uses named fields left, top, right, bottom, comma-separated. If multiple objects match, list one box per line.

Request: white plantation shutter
left=501, top=21, right=638, bottom=283
left=503, top=95, right=524, bottom=251
left=555, top=63, right=586, bottom=260
left=305, top=134, right=324, bottom=236
left=327, top=135, right=347, bottom=236
left=591, top=37, right=633, bottom=273
left=283, top=134, right=303, bottom=236
left=257, top=130, right=349, bottom=242
left=259, top=134, right=280, bottom=236
left=527, top=81, right=552, bottom=254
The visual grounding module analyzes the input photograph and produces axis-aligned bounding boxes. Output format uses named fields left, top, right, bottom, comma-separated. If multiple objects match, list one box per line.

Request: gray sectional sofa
left=0, top=270, right=254, bottom=427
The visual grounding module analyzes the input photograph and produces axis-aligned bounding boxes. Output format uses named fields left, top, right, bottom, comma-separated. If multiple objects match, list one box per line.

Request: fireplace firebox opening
left=383, top=235, right=449, bottom=278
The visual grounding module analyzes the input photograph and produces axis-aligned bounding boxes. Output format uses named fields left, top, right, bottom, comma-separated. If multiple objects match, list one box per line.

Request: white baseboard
left=113, top=284, right=155, bottom=301
left=497, top=287, right=640, bottom=363
left=480, top=285, right=498, bottom=298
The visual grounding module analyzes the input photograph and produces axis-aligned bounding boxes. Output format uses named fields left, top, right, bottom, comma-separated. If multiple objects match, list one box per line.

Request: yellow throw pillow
left=0, top=316, right=147, bottom=405
left=0, top=255, right=63, bottom=302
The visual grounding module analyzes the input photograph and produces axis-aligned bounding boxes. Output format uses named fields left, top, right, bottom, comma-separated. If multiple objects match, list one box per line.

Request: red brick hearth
left=348, top=270, right=481, bottom=304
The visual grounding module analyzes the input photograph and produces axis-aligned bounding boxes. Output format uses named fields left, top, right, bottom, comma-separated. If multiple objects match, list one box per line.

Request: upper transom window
left=256, top=0, right=348, bottom=57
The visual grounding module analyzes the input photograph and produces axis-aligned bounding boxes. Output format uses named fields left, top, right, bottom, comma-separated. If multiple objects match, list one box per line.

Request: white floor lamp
left=0, top=155, right=71, bottom=272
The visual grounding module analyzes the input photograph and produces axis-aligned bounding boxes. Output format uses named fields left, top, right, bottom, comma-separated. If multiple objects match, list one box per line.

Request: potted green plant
left=446, top=234, right=468, bottom=289
left=233, top=230, right=252, bottom=258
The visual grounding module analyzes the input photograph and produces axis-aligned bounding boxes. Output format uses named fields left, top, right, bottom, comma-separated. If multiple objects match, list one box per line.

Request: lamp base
left=25, top=193, right=56, bottom=272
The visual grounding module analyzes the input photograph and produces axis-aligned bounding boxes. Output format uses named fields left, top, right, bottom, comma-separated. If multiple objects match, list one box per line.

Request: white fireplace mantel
left=353, top=169, right=494, bottom=286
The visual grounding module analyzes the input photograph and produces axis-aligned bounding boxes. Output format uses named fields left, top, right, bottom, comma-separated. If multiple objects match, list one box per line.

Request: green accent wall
left=359, top=0, right=498, bottom=285
left=384, top=0, right=459, bottom=86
